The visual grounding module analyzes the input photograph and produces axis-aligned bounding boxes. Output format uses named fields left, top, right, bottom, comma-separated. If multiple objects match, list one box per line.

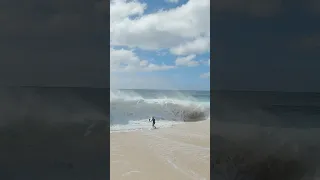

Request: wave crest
left=110, top=89, right=209, bottom=125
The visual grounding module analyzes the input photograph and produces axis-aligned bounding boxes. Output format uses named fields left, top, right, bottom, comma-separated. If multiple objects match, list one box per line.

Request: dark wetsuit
left=152, top=118, right=155, bottom=127
left=150, top=117, right=155, bottom=128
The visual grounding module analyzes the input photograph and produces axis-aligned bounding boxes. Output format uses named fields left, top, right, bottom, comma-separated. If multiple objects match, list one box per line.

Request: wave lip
left=110, top=89, right=210, bottom=132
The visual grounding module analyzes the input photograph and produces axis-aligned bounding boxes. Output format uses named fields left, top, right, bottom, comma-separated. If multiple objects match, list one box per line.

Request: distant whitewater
left=110, top=89, right=210, bottom=132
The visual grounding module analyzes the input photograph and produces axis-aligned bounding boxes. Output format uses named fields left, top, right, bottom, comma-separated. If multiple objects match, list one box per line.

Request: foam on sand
left=110, top=89, right=210, bottom=132
left=110, top=119, right=210, bottom=180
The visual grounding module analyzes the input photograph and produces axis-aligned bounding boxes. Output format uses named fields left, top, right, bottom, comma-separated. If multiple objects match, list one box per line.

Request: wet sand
left=110, top=120, right=210, bottom=180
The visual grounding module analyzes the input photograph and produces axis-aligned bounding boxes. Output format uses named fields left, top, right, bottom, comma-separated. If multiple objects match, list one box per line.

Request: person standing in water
left=149, top=116, right=156, bottom=129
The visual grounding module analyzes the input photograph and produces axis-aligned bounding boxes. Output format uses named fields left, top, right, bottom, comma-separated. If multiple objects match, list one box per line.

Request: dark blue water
left=115, top=89, right=210, bottom=102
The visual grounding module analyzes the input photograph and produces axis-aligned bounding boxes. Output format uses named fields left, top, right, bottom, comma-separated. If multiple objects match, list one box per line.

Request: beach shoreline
left=110, top=119, right=210, bottom=180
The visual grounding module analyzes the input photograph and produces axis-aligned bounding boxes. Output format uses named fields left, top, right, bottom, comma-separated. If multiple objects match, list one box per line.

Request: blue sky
left=110, top=0, right=210, bottom=90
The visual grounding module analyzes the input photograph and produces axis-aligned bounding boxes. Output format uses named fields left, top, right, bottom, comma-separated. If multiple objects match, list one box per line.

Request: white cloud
left=110, top=0, right=210, bottom=52
left=170, top=36, right=210, bottom=55
left=200, top=72, right=210, bottom=78
left=111, top=48, right=175, bottom=72
left=110, top=0, right=146, bottom=23
left=111, top=73, right=178, bottom=90
left=110, top=0, right=210, bottom=89
left=165, top=0, right=180, bottom=4
left=208, top=59, right=210, bottom=66
left=111, top=72, right=208, bottom=90
left=175, top=54, right=199, bottom=67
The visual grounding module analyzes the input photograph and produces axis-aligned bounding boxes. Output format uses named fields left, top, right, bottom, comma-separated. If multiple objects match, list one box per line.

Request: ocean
left=110, top=89, right=210, bottom=132
left=211, top=90, right=320, bottom=179
left=0, top=87, right=109, bottom=179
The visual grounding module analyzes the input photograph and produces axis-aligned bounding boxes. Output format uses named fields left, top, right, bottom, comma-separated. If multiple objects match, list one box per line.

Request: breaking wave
left=110, top=89, right=210, bottom=131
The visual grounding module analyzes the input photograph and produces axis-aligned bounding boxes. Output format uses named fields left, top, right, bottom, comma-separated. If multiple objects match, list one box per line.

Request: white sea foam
left=110, top=89, right=210, bottom=132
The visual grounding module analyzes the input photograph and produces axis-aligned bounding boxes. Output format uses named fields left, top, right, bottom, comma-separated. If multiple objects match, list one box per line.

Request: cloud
left=110, top=0, right=146, bottom=23
left=110, top=0, right=209, bottom=53
left=175, top=54, right=199, bottom=67
left=111, top=48, right=175, bottom=72
left=200, top=72, right=210, bottom=78
left=111, top=73, right=176, bottom=90
left=110, top=0, right=210, bottom=90
left=170, top=36, right=210, bottom=55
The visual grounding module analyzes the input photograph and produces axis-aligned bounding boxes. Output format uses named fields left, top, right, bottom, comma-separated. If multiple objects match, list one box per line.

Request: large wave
left=110, top=89, right=210, bottom=128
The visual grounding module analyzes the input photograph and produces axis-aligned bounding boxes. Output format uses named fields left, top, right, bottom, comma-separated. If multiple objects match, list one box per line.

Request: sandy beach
left=110, top=120, right=210, bottom=180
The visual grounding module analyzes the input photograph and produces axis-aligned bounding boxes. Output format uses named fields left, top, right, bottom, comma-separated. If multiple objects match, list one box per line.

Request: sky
left=110, top=0, right=210, bottom=90
left=0, top=0, right=109, bottom=87
left=212, top=0, right=320, bottom=92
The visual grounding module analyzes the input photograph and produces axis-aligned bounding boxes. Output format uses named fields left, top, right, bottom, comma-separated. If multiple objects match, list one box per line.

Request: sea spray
left=110, top=89, right=210, bottom=132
